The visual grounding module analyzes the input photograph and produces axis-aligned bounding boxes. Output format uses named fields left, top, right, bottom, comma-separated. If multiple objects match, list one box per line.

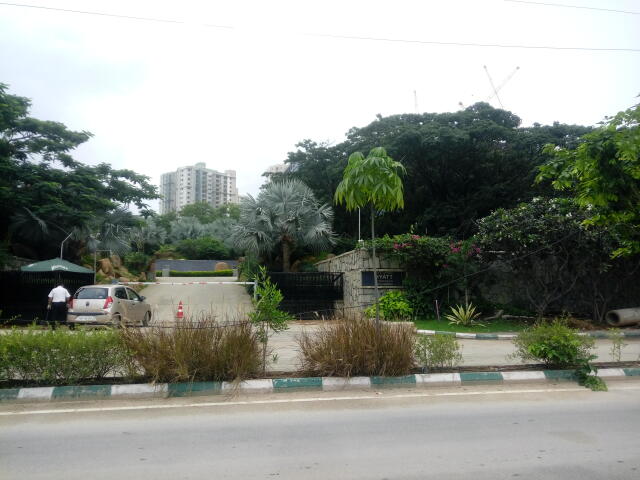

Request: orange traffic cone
left=176, top=301, right=184, bottom=319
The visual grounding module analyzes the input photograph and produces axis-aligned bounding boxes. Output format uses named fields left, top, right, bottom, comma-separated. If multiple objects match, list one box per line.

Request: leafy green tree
left=334, top=147, right=405, bottom=323
left=0, top=83, right=159, bottom=260
left=232, top=180, right=335, bottom=271
left=168, top=217, right=205, bottom=243
left=179, top=202, right=218, bottom=224
left=537, top=104, right=640, bottom=256
left=281, top=104, right=589, bottom=238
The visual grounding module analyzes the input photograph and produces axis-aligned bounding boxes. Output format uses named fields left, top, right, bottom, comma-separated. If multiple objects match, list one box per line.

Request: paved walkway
left=267, top=322, right=640, bottom=373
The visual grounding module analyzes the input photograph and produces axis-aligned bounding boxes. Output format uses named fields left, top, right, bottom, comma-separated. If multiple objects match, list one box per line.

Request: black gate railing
left=268, top=272, right=343, bottom=320
left=0, top=271, right=94, bottom=324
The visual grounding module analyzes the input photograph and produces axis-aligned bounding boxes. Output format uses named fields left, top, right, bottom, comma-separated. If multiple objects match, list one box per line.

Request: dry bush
left=298, top=315, right=415, bottom=377
left=120, top=317, right=261, bottom=383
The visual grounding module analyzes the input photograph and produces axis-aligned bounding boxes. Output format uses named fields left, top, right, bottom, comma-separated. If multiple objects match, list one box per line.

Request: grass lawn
left=413, top=317, right=531, bottom=333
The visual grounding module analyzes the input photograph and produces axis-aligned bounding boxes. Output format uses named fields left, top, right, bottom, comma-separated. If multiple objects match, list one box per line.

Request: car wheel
left=112, top=314, right=122, bottom=328
left=142, top=311, right=151, bottom=327
left=68, top=323, right=76, bottom=331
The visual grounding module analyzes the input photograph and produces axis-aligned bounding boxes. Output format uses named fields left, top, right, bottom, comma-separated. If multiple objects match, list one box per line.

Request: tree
left=334, top=147, right=405, bottom=323
left=175, top=236, right=230, bottom=260
left=537, top=104, right=640, bottom=256
left=232, top=179, right=335, bottom=271
left=280, top=104, right=590, bottom=239
left=179, top=202, right=218, bottom=224
left=0, top=83, right=159, bottom=260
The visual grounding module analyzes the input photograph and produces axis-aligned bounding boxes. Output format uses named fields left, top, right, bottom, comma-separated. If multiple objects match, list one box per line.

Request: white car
left=67, top=285, right=151, bottom=327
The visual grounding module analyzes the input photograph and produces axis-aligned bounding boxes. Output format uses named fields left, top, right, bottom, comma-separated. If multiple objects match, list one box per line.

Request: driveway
left=140, top=277, right=253, bottom=325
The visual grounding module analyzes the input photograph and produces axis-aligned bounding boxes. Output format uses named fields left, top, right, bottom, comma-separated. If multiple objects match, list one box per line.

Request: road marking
left=3, top=385, right=640, bottom=417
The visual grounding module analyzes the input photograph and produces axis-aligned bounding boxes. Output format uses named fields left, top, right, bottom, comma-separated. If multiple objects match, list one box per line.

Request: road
left=141, top=276, right=253, bottom=325
left=2, top=382, right=639, bottom=479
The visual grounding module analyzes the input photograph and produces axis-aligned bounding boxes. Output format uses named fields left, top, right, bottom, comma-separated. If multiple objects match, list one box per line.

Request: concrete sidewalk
left=267, top=322, right=640, bottom=373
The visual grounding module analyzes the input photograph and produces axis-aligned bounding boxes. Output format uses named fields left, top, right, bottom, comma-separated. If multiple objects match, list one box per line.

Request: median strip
left=1, top=367, right=637, bottom=403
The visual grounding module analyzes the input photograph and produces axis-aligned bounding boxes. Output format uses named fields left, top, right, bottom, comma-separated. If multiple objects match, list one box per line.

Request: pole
left=358, top=208, right=361, bottom=242
left=59, top=232, right=73, bottom=259
left=371, top=206, right=380, bottom=328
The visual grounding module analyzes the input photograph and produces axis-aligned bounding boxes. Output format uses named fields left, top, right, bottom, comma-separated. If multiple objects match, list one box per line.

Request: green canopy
left=21, top=258, right=94, bottom=273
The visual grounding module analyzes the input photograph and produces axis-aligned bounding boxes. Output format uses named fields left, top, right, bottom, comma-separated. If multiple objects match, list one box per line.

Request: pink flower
left=442, top=264, right=449, bottom=268
left=393, top=243, right=401, bottom=250
left=411, top=235, right=420, bottom=240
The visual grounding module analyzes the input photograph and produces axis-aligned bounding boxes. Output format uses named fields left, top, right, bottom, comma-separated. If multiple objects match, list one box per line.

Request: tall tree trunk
left=371, top=206, right=380, bottom=328
left=282, top=239, right=291, bottom=272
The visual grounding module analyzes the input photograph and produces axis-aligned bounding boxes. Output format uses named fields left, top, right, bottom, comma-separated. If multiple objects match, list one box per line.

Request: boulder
left=98, top=258, right=114, bottom=276
left=215, top=261, right=230, bottom=271
left=110, top=254, right=122, bottom=268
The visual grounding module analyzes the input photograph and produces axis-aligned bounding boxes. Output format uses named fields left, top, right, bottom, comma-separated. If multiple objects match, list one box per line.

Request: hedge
left=155, top=270, right=234, bottom=277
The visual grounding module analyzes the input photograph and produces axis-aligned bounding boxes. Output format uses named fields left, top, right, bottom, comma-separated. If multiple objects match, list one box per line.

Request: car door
left=113, top=287, right=131, bottom=323
left=126, top=287, right=144, bottom=324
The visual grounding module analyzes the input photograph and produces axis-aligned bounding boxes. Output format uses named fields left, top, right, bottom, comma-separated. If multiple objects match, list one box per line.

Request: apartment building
left=159, top=163, right=239, bottom=214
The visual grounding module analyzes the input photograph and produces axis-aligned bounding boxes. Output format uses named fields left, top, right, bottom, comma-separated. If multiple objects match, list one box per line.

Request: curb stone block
left=475, top=333, right=499, bottom=340
left=17, top=386, right=54, bottom=400
left=322, top=377, right=371, bottom=390
left=596, top=368, right=626, bottom=378
left=52, top=385, right=111, bottom=399
left=543, top=370, right=578, bottom=381
left=415, top=373, right=461, bottom=386
left=0, top=388, right=19, bottom=401
left=273, top=377, right=322, bottom=390
left=222, top=379, right=274, bottom=393
left=168, top=382, right=222, bottom=397
left=371, top=375, right=416, bottom=386
left=500, top=371, right=546, bottom=382
left=460, top=372, right=503, bottom=384
left=623, top=368, right=640, bottom=376
left=111, top=384, right=167, bottom=397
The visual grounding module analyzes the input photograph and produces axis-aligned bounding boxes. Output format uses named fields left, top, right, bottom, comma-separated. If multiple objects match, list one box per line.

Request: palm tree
left=232, top=179, right=335, bottom=271
left=334, top=147, right=405, bottom=324
left=168, top=216, right=205, bottom=243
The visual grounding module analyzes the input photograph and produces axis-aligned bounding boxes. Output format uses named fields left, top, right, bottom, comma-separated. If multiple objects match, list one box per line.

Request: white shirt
left=48, top=286, right=70, bottom=303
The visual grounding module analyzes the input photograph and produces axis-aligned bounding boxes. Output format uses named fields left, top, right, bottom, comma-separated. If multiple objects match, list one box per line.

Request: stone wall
left=315, top=249, right=404, bottom=314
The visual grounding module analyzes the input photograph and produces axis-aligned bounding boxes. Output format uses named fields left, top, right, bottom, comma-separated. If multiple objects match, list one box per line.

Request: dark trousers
left=50, top=302, right=67, bottom=326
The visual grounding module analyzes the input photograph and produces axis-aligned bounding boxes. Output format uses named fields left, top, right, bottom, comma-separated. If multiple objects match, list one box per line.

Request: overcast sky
left=1, top=0, right=638, bottom=211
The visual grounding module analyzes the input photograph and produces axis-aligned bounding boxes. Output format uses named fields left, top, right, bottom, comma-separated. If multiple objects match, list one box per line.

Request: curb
left=2, top=368, right=639, bottom=403
left=416, top=329, right=640, bottom=340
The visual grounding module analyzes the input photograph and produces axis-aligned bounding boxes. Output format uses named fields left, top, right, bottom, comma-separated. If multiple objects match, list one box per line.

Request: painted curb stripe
left=222, top=379, right=274, bottom=393
left=4, top=367, right=640, bottom=402
left=371, top=375, right=416, bottom=386
left=273, top=377, right=322, bottom=390
left=543, top=370, right=578, bottom=381
left=111, top=384, right=167, bottom=397
left=51, top=385, right=111, bottom=399
left=322, top=377, right=371, bottom=389
left=415, top=373, right=461, bottom=385
left=460, top=372, right=503, bottom=383
left=596, top=368, right=626, bottom=378
left=0, top=388, right=19, bottom=401
left=18, top=386, right=54, bottom=400
left=168, top=382, right=222, bottom=397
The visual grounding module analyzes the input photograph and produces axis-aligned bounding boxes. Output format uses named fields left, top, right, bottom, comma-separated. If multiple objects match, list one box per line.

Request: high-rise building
left=159, top=163, right=239, bottom=214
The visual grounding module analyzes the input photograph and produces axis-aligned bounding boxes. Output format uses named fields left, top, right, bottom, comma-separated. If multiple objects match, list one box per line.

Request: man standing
left=47, top=283, right=71, bottom=329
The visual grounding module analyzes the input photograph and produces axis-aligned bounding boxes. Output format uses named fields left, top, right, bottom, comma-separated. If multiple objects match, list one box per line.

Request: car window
left=114, top=287, right=128, bottom=300
left=127, top=288, right=141, bottom=301
left=75, top=287, right=108, bottom=299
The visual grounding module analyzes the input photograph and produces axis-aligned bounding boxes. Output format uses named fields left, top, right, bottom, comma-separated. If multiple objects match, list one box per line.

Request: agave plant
left=444, top=303, right=484, bottom=326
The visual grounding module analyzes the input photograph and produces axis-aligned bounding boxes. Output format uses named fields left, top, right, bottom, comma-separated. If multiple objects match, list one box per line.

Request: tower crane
left=483, top=65, right=520, bottom=109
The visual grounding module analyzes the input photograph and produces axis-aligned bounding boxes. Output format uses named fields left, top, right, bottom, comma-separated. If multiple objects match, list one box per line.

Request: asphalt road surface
left=2, top=382, right=639, bottom=479
left=141, top=276, right=253, bottom=325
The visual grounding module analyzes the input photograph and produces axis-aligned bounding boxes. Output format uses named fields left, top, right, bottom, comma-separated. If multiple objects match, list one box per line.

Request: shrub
left=364, top=290, right=413, bottom=321
left=119, top=317, right=260, bottom=383
left=414, top=334, right=463, bottom=372
left=298, top=316, right=415, bottom=377
left=124, top=252, right=150, bottom=274
left=0, top=326, right=129, bottom=385
left=511, top=319, right=595, bottom=367
left=175, top=236, right=230, bottom=260
left=156, top=270, right=233, bottom=277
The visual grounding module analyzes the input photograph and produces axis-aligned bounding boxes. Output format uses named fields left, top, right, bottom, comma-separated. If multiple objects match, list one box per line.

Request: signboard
left=361, top=271, right=405, bottom=287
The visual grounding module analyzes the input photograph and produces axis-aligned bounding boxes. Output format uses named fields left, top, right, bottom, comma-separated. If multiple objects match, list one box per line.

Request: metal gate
left=268, top=272, right=343, bottom=319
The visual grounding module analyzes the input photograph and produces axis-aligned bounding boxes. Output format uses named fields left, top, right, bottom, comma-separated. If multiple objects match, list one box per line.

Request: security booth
left=0, top=259, right=94, bottom=324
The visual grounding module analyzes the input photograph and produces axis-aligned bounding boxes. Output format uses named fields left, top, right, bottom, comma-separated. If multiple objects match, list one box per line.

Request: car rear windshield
left=75, top=287, right=109, bottom=299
